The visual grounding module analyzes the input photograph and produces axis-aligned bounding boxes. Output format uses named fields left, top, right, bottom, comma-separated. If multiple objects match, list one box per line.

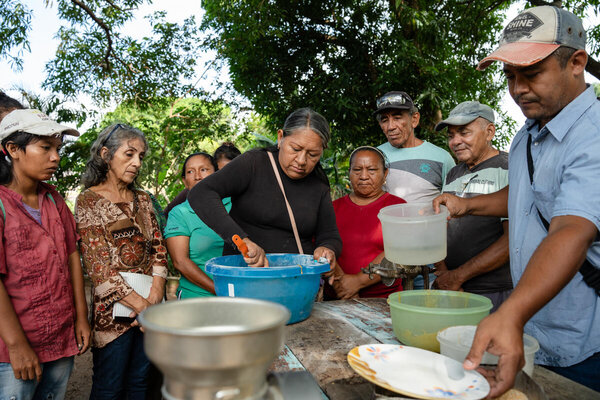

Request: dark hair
left=281, top=107, right=331, bottom=149
left=552, top=46, right=577, bottom=69
left=267, top=108, right=331, bottom=186
left=180, top=152, right=216, bottom=178
left=0, top=132, right=51, bottom=185
left=213, top=142, right=241, bottom=165
left=349, top=146, right=389, bottom=170
left=0, top=92, right=24, bottom=120
left=81, top=124, right=148, bottom=189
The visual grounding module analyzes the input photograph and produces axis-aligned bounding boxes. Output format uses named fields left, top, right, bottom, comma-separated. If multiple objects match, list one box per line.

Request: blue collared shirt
left=508, top=85, right=600, bottom=367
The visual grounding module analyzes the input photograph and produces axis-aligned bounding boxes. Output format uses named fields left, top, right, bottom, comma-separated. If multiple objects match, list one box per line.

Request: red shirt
left=333, top=193, right=406, bottom=298
left=0, top=183, right=79, bottom=363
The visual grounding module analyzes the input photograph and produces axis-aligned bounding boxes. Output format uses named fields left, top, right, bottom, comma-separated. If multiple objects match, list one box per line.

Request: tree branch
left=70, top=0, right=129, bottom=73
left=586, top=55, right=600, bottom=81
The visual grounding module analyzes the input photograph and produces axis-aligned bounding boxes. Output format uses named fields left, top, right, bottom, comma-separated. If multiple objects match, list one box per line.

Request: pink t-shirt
left=0, top=183, right=79, bottom=363
left=333, top=193, right=405, bottom=298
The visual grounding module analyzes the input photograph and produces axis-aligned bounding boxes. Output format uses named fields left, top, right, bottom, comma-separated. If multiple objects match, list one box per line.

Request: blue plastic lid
left=205, top=253, right=330, bottom=278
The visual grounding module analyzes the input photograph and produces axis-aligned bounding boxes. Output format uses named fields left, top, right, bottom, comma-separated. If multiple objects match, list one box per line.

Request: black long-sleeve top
left=188, top=148, right=342, bottom=256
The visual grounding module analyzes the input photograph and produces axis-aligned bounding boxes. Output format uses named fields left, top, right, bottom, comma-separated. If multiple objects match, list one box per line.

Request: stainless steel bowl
left=138, top=297, right=290, bottom=400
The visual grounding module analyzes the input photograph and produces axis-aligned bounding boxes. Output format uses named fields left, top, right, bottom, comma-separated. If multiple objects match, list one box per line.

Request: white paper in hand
left=112, top=272, right=154, bottom=318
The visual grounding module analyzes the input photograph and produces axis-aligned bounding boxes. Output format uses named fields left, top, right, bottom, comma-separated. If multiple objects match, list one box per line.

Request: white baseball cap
left=478, top=6, right=586, bottom=70
left=0, top=109, right=80, bottom=141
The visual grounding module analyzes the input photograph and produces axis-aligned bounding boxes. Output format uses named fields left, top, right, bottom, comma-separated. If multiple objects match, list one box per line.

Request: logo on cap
left=503, top=12, right=543, bottom=43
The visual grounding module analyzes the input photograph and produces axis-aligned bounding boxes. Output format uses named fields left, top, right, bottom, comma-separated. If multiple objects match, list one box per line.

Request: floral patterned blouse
left=76, top=188, right=168, bottom=348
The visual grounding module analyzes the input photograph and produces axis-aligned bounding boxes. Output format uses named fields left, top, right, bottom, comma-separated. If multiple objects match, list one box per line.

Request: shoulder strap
left=267, top=151, right=304, bottom=254
left=47, top=192, right=56, bottom=205
left=0, top=198, right=4, bottom=221
left=527, top=134, right=600, bottom=295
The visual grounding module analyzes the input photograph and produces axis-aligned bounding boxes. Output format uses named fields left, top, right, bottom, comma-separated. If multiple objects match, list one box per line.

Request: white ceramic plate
left=347, top=344, right=490, bottom=400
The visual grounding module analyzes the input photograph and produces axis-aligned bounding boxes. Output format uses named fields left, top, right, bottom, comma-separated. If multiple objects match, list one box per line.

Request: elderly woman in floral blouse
left=76, top=124, right=167, bottom=400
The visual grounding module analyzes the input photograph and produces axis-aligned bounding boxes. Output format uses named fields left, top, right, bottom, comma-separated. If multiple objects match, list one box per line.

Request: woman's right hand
left=7, top=340, right=42, bottom=381
left=119, top=291, right=152, bottom=327
left=242, top=238, right=269, bottom=267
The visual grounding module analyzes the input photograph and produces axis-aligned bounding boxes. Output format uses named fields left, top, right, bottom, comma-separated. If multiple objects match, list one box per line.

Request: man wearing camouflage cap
left=434, top=6, right=600, bottom=396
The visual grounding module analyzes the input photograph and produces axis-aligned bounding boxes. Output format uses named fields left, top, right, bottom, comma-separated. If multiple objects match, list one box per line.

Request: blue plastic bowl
left=205, top=254, right=330, bottom=324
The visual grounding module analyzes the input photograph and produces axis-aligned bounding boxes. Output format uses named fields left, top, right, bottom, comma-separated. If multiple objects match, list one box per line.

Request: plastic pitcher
left=378, top=203, right=448, bottom=265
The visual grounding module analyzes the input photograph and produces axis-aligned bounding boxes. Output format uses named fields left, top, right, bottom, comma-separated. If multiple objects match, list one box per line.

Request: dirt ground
left=65, top=277, right=179, bottom=399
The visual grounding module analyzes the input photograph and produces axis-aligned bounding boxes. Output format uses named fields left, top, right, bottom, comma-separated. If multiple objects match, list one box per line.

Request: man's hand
left=463, top=310, right=525, bottom=398
left=433, top=269, right=464, bottom=291
left=242, top=237, right=269, bottom=267
left=433, top=193, right=470, bottom=219
left=332, top=274, right=363, bottom=299
left=8, top=340, right=42, bottom=381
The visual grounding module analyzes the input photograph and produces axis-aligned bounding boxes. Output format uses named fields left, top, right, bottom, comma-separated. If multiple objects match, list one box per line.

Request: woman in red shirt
left=331, top=146, right=406, bottom=298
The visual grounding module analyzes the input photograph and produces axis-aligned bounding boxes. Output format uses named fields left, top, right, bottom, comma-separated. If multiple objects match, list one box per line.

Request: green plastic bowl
left=387, top=290, right=492, bottom=352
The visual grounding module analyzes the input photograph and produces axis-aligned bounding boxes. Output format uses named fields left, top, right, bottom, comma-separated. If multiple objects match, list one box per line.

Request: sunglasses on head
left=376, top=93, right=410, bottom=109
left=101, top=123, right=125, bottom=148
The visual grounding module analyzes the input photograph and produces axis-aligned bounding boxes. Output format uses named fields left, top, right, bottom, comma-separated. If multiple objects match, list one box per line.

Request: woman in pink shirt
left=0, top=109, right=90, bottom=400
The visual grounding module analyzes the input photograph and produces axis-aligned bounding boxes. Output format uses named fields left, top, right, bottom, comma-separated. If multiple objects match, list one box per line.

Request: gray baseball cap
left=478, top=6, right=586, bottom=70
left=435, top=101, right=495, bottom=131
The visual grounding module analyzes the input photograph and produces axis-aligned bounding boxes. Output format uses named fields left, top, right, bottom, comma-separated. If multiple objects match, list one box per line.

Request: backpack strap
left=0, top=192, right=56, bottom=223
left=47, top=192, right=56, bottom=205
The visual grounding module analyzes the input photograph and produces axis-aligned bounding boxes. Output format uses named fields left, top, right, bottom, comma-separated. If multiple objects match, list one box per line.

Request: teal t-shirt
left=378, top=141, right=455, bottom=203
left=164, top=198, right=232, bottom=298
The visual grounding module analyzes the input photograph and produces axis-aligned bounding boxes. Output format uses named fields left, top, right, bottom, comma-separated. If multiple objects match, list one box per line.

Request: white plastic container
left=437, top=325, right=540, bottom=376
left=378, top=203, right=448, bottom=265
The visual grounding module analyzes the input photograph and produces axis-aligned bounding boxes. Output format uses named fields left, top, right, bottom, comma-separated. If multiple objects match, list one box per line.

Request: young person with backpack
left=0, top=109, right=90, bottom=400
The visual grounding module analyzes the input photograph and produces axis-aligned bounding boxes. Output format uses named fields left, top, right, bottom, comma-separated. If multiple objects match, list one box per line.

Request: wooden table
left=271, top=298, right=599, bottom=400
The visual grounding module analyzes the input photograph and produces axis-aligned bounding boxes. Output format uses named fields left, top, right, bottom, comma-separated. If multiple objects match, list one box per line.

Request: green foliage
left=201, top=0, right=512, bottom=174
left=91, top=97, right=269, bottom=205
left=0, top=0, right=32, bottom=70
left=44, top=1, right=203, bottom=105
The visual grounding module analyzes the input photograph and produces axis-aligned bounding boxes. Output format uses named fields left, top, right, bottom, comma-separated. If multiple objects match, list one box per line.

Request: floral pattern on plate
left=347, top=344, right=490, bottom=400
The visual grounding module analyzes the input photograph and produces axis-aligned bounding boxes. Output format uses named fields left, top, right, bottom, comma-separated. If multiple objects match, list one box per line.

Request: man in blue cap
left=433, top=101, right=512, bottom=313
left=434, top=6, right=600, bottom=396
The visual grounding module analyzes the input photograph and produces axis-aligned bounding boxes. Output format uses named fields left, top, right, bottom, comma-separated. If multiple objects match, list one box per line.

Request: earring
left=4, top=155, right=11, bottom=164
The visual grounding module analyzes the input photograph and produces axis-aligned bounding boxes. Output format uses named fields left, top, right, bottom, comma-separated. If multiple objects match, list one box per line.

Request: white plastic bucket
left=378, top=203, right=448, bottom=265
left=437, top=325, right=540, bottom=376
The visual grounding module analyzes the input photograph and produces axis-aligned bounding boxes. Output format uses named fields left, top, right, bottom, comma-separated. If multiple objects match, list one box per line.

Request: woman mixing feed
left=165, top=152, right=231, bottom=298
left=330, top=146, right=406, bottom=299
left=76, top=124, right=168, bottom=399
left=188, top=108, right=341, bottom=268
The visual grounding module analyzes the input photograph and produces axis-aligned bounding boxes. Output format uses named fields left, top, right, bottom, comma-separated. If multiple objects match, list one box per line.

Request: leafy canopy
left=201, top=0, right=513, bottom=155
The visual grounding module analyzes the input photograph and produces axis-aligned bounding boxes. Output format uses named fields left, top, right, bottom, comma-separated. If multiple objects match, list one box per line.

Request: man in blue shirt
left=434, top=6, right=600, bottom=397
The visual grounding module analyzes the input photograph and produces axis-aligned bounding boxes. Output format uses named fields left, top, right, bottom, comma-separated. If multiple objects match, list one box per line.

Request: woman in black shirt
left=188, top=108, right=341, bottom=268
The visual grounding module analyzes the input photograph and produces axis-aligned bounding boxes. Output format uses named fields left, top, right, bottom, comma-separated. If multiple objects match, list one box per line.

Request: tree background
left=1, top=0, right=599, bottom=201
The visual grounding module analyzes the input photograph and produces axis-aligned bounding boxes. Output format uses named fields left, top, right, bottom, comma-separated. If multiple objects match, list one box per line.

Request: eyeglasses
left=101, top=123, right=124, bottom=147
left=376, top=93, right=411, bottom=109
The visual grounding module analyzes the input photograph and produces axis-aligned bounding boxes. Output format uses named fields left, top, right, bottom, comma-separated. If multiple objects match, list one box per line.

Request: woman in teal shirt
left=165, top=152, right=231, bottom=298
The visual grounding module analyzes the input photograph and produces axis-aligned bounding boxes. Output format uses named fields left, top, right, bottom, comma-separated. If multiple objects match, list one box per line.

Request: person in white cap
left=0, top=109, right=90, bottom=400
left=434, top=5, right=600, bottom=396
